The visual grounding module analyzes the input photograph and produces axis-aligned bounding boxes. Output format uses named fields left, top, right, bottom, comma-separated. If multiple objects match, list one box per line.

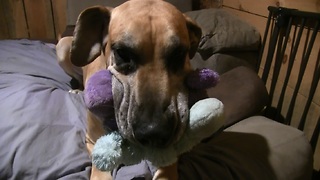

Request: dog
left=56, top=0, right=201, bottom=179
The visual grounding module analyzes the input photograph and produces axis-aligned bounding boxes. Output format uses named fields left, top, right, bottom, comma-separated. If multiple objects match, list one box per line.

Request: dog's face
left=71, top=0, right=201, bottom=148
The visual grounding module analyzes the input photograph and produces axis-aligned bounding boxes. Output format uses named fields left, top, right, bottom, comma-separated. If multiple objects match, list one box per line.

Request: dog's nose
left=133, top=118, right=176, bottom=148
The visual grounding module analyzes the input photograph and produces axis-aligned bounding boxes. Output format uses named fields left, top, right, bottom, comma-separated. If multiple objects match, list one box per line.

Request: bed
left=0, top=40, right=91, bottom=179
left=0, top=0, right=313, bottom=179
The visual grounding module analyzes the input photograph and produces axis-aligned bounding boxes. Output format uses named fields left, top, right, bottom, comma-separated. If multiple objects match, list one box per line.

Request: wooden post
left=0, top=0, right=28, bottom=39
left=23, top=0, right=55, bottom=39
left=51, top=0, right=67, bottom=39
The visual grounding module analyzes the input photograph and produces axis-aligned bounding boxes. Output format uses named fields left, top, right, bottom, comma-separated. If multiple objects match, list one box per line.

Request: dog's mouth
left=109, top=66, right=189, bottom=148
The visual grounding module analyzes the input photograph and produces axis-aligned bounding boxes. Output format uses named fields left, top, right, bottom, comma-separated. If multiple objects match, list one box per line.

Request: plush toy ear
left=71, top=6, right=112, bottom=67
left=184, top=15, right=202, bottom=59
left=186, top=68, right=220, bottom=107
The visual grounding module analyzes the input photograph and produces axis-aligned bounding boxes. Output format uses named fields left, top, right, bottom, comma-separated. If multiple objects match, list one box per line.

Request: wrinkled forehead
left=109, top=0, right=189, bottom=49
left=112, top=0, right=185, bottom=22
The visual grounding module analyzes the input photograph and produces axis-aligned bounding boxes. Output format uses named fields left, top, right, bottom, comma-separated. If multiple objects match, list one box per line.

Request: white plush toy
left=84, top=69, right=224, bottom=171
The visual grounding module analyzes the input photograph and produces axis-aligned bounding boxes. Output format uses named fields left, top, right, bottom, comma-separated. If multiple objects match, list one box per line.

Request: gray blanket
left=0, top=40, right=91, bottom=179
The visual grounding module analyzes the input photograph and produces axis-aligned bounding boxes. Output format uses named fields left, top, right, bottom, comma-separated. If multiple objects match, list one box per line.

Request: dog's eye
left=113, top=48, right=137, bottom=74
left=166, top=47, right=187, bottom=72
left=115, top=48, right=131, bottom=63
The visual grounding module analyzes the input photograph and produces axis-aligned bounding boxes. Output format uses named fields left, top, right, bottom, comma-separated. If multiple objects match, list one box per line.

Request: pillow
left=191, top=52, right=256, bottom=74
left=0, top=40, right=91, bottom=179
left=185, top=9, right=261, bottom=59
left=206, top=66, right=268, bottom=127
left=178, top=116, right=313, bottom=179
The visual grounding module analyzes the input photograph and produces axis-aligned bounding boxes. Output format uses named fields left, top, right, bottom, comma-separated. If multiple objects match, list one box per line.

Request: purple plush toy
left=84, top=68, right=219, bottom=119
left=84, top=68, right=223, bottom=171
left=84, top=70, right=117, bottom=130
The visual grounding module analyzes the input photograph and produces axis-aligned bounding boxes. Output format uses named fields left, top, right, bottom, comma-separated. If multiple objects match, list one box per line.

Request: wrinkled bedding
left=0, top=40, right=91, bottom=179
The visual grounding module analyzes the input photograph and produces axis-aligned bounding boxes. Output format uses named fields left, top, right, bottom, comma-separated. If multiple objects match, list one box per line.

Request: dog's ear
left=184, top=15, right=202, bottom=59
left=71, top=6, right=112, bottom=67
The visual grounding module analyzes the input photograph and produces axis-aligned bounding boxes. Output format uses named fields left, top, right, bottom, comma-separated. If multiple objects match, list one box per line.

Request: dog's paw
left=153, top=163, right=178, bottom=180
left=69, top=89, right=82, bottom=94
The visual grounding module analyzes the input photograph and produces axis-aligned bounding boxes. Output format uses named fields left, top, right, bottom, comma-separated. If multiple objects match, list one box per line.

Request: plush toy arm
left=174, top=98, right=224, bottom=155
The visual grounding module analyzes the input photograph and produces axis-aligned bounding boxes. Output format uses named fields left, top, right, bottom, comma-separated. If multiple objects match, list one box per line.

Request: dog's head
left=71, top=0, right=201, bottom=148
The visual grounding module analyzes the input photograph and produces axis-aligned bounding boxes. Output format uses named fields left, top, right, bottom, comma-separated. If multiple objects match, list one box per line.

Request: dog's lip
left=108, top=66, right=128, bottom=83
left=170, top=117, right=183, bottom=145
left=108, top=65, right=189, bottom=148
left=109, top=65, right=137, bottom=139
left=115, top=100, right=189, bottom=148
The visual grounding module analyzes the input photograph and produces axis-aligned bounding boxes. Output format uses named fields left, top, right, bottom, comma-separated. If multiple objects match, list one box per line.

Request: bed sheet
left=0, top=39, right=91, bottom=179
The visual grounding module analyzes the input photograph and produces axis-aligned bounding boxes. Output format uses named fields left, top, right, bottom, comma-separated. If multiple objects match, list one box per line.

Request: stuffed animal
left=84, top=68, right=224, bottom=171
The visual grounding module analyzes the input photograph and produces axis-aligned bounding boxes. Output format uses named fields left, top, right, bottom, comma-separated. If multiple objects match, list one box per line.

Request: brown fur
left=56, top=1, right=201, bottom=179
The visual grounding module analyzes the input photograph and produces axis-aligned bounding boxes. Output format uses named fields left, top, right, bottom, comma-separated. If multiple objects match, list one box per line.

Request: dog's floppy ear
left=184, top=15, right=202, bottom=59
left=71, top=6, right=112, bottom=67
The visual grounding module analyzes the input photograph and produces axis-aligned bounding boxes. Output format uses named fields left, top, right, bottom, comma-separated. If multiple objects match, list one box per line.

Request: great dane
left=56, top=0, right=201, bottom=179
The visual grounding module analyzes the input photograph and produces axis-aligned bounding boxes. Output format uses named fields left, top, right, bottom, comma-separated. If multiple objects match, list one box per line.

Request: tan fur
left=56, top=1, right=201, bottom=179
